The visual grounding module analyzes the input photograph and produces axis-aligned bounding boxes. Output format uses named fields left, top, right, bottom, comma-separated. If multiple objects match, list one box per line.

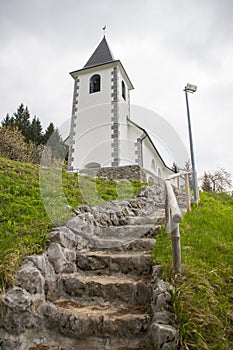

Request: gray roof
left=84, top=36, right=115, bottom=68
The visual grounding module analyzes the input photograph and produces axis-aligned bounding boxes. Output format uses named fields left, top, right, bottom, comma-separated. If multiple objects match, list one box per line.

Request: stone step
left=125, top=211, right=165, bottom=226
left=76, top=250, right=153, bottom=276
left=98, top=224, right=160, bottom=239
left=89, top=236, right=156, bottom=252
left=26, top=330, right=146, bottom=350
left=40, top=301, right=151, bottom=341
left=54, top=272, right=152, bottom=307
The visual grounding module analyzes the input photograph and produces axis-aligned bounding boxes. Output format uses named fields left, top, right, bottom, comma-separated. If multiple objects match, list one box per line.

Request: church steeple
left=68, top=36, right=134, bottom=172
left=84, top=36, right=115, bottom=68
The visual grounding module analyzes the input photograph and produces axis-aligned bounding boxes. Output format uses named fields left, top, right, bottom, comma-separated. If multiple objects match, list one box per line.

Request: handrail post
left=171, top=225, right=181, bottom=274
left=165, top=180, right=182, bottom=274
left=185, top=173, right=191, bottom=212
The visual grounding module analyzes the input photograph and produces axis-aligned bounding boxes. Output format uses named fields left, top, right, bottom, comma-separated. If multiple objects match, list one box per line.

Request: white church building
left=67, top=36, right=174, bottom=181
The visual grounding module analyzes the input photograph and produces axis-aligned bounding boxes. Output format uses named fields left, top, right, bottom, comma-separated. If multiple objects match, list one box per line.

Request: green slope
left=153, top=192, right=233, bottom=349
left=0, top=158, right=143, bottom=291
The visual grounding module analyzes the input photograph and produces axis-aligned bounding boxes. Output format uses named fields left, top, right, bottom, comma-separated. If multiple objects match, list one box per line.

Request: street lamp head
left=185, top=83, right=197, bottom=93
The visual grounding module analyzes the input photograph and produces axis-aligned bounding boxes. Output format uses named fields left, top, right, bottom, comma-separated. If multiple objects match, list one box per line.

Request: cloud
left=0, top=0, right=232, bottom=177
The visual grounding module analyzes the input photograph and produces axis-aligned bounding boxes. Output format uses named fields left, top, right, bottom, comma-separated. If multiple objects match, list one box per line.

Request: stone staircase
left=0, top=185, right=178, bottom=350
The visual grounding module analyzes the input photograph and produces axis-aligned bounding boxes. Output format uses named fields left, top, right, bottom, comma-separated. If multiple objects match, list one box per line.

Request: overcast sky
left=0, top=0, right=233, bottom=178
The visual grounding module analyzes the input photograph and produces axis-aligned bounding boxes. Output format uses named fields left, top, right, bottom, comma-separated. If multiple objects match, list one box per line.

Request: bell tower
left=67, top=36, right=134, bottom=172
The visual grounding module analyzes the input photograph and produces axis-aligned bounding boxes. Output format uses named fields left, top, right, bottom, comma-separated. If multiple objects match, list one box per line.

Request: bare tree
left=200, top=168, right=232, bottom=193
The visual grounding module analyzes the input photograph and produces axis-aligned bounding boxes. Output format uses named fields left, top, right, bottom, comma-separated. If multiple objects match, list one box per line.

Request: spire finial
left=102, top=25, right=106, bottom=37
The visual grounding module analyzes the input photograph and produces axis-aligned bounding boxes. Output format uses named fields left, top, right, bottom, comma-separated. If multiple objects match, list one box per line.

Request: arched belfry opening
left=90, top=74, right=101, bottom=93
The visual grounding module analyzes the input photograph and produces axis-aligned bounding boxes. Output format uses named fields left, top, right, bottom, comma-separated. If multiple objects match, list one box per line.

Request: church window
left=90, top=74, right=101, bottom=93
left=122, top=80, right=126, bottom=100
left=151, top=159, right=156, bottom=170
left=158, top=168, right=161, bottom=178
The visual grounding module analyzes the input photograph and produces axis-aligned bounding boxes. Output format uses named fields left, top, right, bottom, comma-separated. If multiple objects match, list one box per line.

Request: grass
left=0, top=157, right=144, bottom=292
left=2, top=157, right=232, bottom=348
left=153, top=192, right=233, bottom=349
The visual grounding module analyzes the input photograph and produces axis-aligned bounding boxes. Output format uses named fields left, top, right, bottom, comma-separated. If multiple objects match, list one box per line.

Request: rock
left=27, top=254, right=56, bottom=280
left=64, top=248, right=76, bottom=263
left=2, top=287, right=34, bottom=335
left=67, top=213, right=99, bottom=235
left=152, top=311, right=174, bottom=325
left=99, top=212, right=112, bottom=226
left=78, top=204, right=91, bottom=213
left=4, top=287, right=32, bottom=312
left=154, top=292, right=171, bottom=312
left=16, top=262, right=45, bottom=295
left=76, top=234, right=89, bottom=250
left=153, top=280, right=167, bottom=300
left=49, top=227, right=77, bottom=249
left=47, top=243, right=76, bottom=274
left=146, top=322, right=177, bottom=349
left=109, top=212, right=119, bottom=226
left=26, top=254, right=47, bottom=276
left=0, top=332, right=21, bottom=350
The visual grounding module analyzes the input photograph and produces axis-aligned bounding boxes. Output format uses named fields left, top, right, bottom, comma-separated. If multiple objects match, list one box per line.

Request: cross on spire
left=103, top=25, right=106, bottom=37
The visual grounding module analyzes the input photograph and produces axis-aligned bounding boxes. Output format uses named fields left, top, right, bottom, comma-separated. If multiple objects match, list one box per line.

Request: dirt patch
left=29, top=346, right=65, bottom=350
left=54, top=300, right=85, bottom=309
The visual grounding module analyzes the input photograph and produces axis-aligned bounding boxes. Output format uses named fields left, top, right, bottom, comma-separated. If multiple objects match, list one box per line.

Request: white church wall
left=142, top=137, right=173, bottom=180
left=74, top=103, right=112, bottom=141
left=71, top=65, right=114, bottom=170
left=120, top=123, right=142, bottom=166
left=78, top=68, right=112, bottom=111
left=72, top=121, right=112, bottom=170
left=115, top=67, right=134, bottom=166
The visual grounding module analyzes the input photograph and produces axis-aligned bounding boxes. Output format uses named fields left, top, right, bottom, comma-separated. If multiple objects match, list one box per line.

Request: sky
left=0, top=0, right=233, bottom=179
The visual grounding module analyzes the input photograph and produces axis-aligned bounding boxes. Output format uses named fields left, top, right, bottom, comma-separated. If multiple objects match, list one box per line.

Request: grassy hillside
left=153, top=192, right=233, bottom=349
left=1, top=158, right=232, bottom=348
left=0, top=158, right=143, bottom=292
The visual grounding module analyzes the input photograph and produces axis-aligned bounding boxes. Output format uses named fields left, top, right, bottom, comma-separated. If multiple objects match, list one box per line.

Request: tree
left=46, top=128, right=68, bottom=159
left=182, top=159, right=193, bottom=190
left=13, top=104, right=31, bottom=142
left=201, top=172, right=212, bottom=192
left=42, top=122, right=55, bottom=144
left=1, top=113, right=14, bottom=127
left=171, top=162, right=179, bottom=173
left=1, top=104, right=44, bottom=145
left=200, top=168, right=232, bottom=193
left=0, top=126, right=44, bottom=164
left=0, top=104, right=67, bottom=163
left=30, top=116, right=43, bottom=145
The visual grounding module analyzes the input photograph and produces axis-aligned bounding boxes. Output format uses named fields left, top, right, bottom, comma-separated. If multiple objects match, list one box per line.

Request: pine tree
left=42, top=122, right=55, bottom=144
left=46, top=127, right=68, bottom=159
left=1, top=113, right=14, bottom=127
left=13, top=104, right=31, bottom=141
left=29, top=116, right=43, bottom=145
left=201, top=172, right=212, bottom=192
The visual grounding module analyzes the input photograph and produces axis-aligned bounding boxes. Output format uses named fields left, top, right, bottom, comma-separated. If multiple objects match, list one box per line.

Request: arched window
left=122, top=80, right=126, bottom=100
left=90, top=74, right=101, bottom=94
left=151, top=159, right=156, bottom=170
left=158, top=168, right=161, bottom=178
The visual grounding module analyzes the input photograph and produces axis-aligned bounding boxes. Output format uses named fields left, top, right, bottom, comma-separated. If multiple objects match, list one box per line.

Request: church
left=67, top=36, right=174, bottom=181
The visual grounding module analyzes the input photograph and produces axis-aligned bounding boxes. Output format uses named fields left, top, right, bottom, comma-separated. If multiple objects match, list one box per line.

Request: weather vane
left=103, top=25, right=106, bottom=37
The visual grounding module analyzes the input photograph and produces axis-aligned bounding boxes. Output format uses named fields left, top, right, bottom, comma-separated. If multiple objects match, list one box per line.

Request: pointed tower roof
left=70, top=37, right=134, bottom=90
left=84, top=36, right=115, bottom=68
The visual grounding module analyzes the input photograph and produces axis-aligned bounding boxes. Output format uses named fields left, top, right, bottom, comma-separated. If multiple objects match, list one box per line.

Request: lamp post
left=184, top=83, right=198, bottom=205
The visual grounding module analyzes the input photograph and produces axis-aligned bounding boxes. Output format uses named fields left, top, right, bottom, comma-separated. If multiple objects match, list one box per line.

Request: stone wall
left=78, top=165, right=168, bottom=186
left=80, top=165, right=148, bottom=182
